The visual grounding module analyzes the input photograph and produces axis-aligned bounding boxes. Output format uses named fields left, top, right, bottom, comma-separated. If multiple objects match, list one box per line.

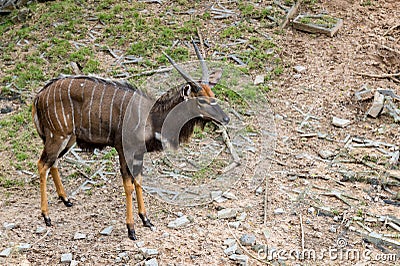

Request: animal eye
left=198, top=98, right=208, bottom=104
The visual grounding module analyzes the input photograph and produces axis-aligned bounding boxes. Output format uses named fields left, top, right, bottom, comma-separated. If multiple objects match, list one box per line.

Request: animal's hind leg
left=50, top=136, right=76, bottom=207
left=38, top=134, right=72, bottom=226
left=38, top=156, right=51, bottom=226
left=134, top=174, right=154, bottom=229
left=50, top=166, right=73, bottom=207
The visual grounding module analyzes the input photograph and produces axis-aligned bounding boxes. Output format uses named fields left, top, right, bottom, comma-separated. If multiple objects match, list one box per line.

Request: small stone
left=307, top=207, right=315, bottom=214
left=134, top=253, right=144, bottom=260
left=115, top=257, right=121, bottom=263
left=3, top=222, right=15, bottom=230
left=214, top=196, right=227, bottom=203
left=70, top=260, right=79, bottom=266
left=254, top=75, right=265, bottom=85
left=274, top=208, right=285, bottom=215
left=332, top=117, right=351, bottom=128
left=167, top=216, right=190, bottom=229
left=118, top=252, right=128, bottom=258
left=224, top=243, right=237, bottom=255
left=252, top=244, right=266, bottom=253
left=367, top=91, right=385, bottom=118
left=228, top=221, right=240, bottom=229
left=18, top=243, right=31, bottom=251
left=161, top=232, right=170, bottom=238
left=239, top=234, right=256, bottom=246
left=36, top=227, right=46, bottom=234
left=330, top=225, right=337, bottom=233
left=73, top=232, right=86, bottom=240
left=210, top=191, right=222, bottom=200
left=61, top=253, right=73, bottom=263
left=229, top=254, right=249, bottom=264
left=140, top=248, right=158, bottom=258
left=222, top=191, right=237, bottom=200
left=0, top=247, right=12, bottom=257
left=223, top=238, right=236, bottom=247
left=176, top=212, right=184, bottom=217
left=144, top=258, right=159, bottom=266
left=293, top=74, right=302, bottom=79
left=355, top=87, right=372, bottom=101
left=136, top=241, right=145, bottom=248
left=293, top=65, right=306, bottom=73
left=318, top=149, right=335, bottom=159
left=218, top=208, right=237, bottom=219
left=255, top=187, right=263, bottom=195
left=100, top=226, right=113, bottom=235
left=237, top=212, right=247, bottom=221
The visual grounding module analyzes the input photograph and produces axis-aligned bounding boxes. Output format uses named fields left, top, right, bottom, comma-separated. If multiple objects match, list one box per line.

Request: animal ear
left=180, top=84, right=192, bottom=98
left=209, top=69, right=223, bottom=88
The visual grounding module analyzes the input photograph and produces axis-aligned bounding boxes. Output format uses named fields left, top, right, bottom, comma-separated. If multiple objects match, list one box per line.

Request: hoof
left=127, top=225, right=137, bottom=240
left=139, top=213, right=154, bottom=228
left=59, top=196, right=73, bottom=207
left=42, top=214, right=52, bottom=226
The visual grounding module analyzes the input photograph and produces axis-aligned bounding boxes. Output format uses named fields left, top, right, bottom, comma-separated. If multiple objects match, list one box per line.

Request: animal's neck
left=146, top=87, right=204, bottom=152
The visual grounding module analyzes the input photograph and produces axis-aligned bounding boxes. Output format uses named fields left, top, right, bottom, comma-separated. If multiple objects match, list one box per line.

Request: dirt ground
left=0, top=0, right=399, bottom=265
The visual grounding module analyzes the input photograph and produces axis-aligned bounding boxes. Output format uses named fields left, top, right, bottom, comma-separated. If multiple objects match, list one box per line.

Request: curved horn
left=191, top=38, right=209, bottom=85
left=163, top=51, right=202, bottom=92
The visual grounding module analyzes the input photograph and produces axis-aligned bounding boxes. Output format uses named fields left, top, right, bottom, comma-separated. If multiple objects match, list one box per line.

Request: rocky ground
left=0, top=0, right=399, bottom=265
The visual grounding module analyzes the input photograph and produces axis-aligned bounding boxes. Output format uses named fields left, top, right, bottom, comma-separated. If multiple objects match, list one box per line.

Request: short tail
left=32, top=96, right=45, bottom=142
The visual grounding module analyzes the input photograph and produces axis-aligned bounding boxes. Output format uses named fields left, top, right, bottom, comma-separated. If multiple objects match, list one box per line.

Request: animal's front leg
left=122, top=176, right=136, bottom=240
left=134, top=173, right=154, bottom=229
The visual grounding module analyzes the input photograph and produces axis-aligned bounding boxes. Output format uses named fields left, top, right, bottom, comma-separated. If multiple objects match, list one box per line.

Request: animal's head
left=163, top=40, right=230, bottom=125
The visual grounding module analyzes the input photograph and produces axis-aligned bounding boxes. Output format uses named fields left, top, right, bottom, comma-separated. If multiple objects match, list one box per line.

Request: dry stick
left=280, top=0, right=302, bottom=29
left=263, top=173, right=269, bottom=225
left=222, top=128, right=240, bottom=163
left=299, top=213, right=305, bottom=251
left=126, top=67, right=173, bottom=78
left=227, top=223, right=273, bottom=265
left=383, top=23, right=400, bottom=36
left=354, top=72, right=400, bottom=78
left=33, top=229, right=51, bottom=246
left=196, top=27, right=206, bottom=58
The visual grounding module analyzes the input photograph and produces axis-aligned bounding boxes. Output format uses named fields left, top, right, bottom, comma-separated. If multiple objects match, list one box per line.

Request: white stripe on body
left=88, top=79, right=98, bottom=141
left=45, top=88, right=56, bottom=131
left=67, top=78, right=75, bottom=134
left=79, top=79, right=87, bottom=133
left=53, top=81, right=63, bottom=132
left=98, top=83, right=106, bottom=137
left=117, top=90, right=128, bottom=131
left=59, top=78, right=68, bottom=129
left=107, top=89, right=117, bottom=142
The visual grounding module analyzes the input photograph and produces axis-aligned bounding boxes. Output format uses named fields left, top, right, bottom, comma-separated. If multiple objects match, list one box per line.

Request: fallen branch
left=354, top=72, right=400, bottom=78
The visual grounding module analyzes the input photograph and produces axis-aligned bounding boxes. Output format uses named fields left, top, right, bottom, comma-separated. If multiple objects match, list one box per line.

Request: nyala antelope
left=32, top=40, right=230, bottom=240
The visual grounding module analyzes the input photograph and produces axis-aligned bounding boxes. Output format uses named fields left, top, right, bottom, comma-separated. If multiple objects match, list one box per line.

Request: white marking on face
left=50, top=132, right=53, bottom=138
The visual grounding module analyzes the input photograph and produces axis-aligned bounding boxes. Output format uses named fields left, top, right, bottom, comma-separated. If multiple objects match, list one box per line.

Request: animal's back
left=33, top=76, right=139, bottom=150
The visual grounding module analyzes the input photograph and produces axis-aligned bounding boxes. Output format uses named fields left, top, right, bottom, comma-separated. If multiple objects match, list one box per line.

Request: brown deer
left=32, top=40, right=230, bottom=240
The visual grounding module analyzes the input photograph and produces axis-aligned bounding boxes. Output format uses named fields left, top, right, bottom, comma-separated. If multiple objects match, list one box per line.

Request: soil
left=0, top=0, right=399, bottom=265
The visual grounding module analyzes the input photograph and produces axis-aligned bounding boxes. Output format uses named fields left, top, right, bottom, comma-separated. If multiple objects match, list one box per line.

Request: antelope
left=32, top=40, right=230, bottom=240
